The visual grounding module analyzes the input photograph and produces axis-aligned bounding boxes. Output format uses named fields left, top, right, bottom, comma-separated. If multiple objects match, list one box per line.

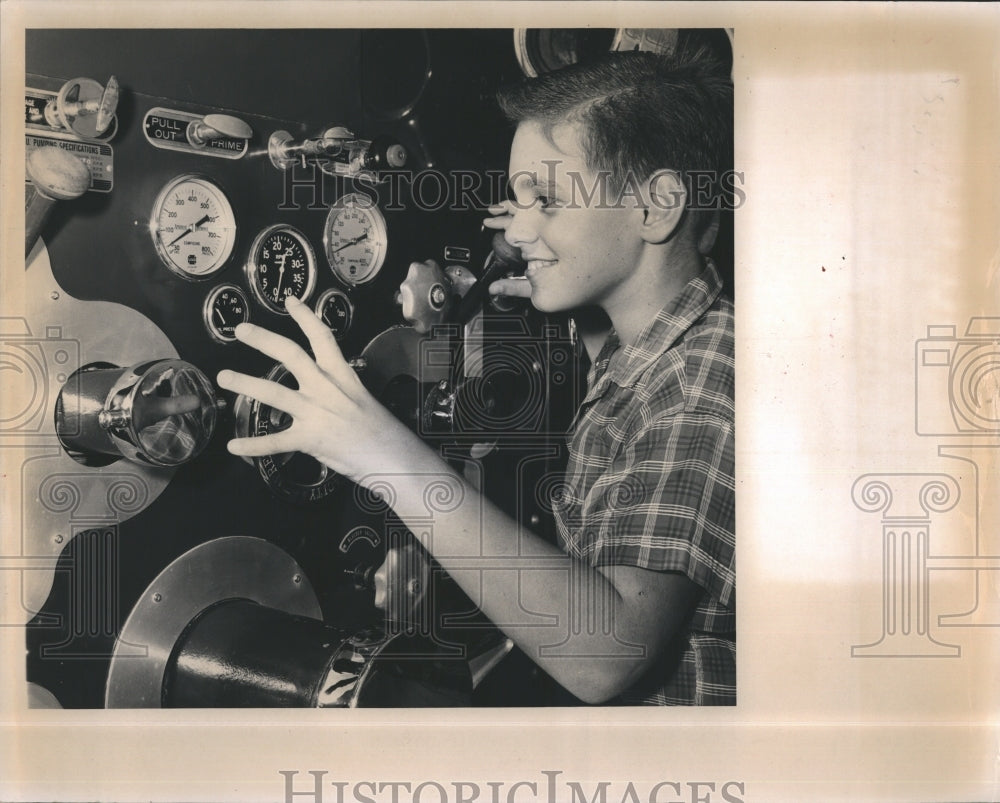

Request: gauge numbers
left=151, top=174, right=237, bottom=280
left=203, top=283, right=250, bottom=343
left=313, top=289, right=354, bottom=339
left=245, top=224, right=317, bottom=314
left=323, top=193, right=388, bottom=286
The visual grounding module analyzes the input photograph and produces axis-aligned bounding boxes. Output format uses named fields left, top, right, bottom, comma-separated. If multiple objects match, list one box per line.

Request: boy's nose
left=503, top=208, right=538, bottom=250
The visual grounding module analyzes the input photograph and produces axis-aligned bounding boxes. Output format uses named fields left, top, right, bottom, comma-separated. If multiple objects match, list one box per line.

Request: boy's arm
left=217, top=298, right=700, bottom=704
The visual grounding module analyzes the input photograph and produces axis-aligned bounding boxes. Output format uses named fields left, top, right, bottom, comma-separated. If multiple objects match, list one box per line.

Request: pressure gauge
left=150, top=174, right=237, bottom=280
left=314, top=289, right=354, bottom=338
left=203, top=283, right=251, bottom=343
left=323, top=193, right=388, bottom=286
left=245, top=224, right=317, bottom=314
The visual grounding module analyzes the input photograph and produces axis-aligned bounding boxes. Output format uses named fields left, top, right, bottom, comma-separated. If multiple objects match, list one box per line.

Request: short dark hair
left=497, top=45, right=733, bottom=203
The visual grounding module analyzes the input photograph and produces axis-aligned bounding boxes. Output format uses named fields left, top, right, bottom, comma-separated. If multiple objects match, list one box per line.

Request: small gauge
left=203, top=283, right=250, bottom=343
left=323, top=193, right=388, bottom=286
left=150, top=174, right=237, bottom=280
left=314, top=289, right=354, bottom=338
left=245, top=224, right=317, bottom=314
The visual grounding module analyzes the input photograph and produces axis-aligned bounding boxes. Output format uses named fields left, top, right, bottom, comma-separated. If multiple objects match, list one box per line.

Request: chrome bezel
left=203, top=283, right=250, bottom=344
left=244, top=224, right=318, bottom=315
left=322, top=192, right=388, bottom=286
left=149, top=173, right=237, bottom=281
left=313, top=288, right=355, bottom=338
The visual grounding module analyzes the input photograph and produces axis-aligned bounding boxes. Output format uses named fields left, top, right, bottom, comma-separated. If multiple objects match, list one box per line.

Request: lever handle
left=188, top=114, right=253, bottom=146
left=25, top=147, right=91, bottom=256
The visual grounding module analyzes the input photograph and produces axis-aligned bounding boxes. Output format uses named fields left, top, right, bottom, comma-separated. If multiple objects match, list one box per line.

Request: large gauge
left=245, top=224, right=317, bottom=314
left=323, top=193, right=388, bottom=286
left=150, top=174, right=237, bottom=280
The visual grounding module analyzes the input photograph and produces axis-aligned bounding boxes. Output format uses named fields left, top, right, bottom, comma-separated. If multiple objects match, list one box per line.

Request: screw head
left=152, top=593, right=162, bottom=603
left=292, top=574, right=302, bottom=584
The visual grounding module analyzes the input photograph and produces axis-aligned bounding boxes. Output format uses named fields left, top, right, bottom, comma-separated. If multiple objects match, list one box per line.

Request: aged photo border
left=3, top=2, right=999, bottom=801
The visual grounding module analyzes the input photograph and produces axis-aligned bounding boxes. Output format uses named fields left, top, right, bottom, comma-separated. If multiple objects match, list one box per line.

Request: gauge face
left=323, top=193, right=388, bottom=286
left=245, top=225, right=317, bottom=314
left=203, top=283, right=250, bottom=343
left=314, top=289, right=354, bottom=338
left=150, top=174, right=237, bottom=280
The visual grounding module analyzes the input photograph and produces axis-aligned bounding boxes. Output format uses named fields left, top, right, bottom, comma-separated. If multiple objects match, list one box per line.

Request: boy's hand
left=217, top=296, right=421, bottom=486
left=482, top=200, right=514, bottom=232
left=483, top=201, right=533, bottom=299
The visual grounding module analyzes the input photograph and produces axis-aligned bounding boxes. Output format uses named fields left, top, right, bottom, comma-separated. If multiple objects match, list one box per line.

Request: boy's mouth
left=525, top=259, right=558, bottom=277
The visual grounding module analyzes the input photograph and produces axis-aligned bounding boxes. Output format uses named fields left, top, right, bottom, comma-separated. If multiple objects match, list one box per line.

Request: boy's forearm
left=366, top=440, right=687, bottom=703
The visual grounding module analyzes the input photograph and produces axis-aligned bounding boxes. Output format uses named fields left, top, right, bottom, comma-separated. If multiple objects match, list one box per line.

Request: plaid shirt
left=554, top=260, right=735, bottom=705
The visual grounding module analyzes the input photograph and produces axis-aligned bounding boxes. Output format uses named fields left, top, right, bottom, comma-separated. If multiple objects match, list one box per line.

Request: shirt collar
left=590, top=259, right=724, bottom=393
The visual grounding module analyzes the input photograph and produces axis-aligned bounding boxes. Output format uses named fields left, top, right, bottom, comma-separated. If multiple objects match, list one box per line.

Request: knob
left=398, top=260, right=453, bottom=334
left=25, top=147, right=91, bottom=256
left=44, top=76, right=119, bottom=138
left=365, top=136, right=408, bottom=170
left=187, top=114, right=253, bottom=147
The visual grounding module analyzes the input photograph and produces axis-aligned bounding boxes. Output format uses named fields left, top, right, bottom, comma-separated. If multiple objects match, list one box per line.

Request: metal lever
left=268, top=126, right=407, bottom=180
left=187, top=114, right=253, bottom=147
left=25, top=146, right=91, bottom=256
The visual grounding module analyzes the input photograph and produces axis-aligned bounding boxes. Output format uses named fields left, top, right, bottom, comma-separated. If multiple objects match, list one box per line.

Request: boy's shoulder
left=633, top=293, right=734, bottom=423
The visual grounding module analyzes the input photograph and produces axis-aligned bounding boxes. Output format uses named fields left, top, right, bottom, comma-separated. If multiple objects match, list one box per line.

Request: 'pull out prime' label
left=143, top=107, right=248, bottom=159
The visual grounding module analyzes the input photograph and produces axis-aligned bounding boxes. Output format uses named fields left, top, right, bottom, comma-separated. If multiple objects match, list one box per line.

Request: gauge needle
left=330, top=230, right=369, bottom=255
left=214, top=307, right=226, bottom=326
left=166, top=214, right=212, bottom=247
left=274, top=250, right=289, bottom=300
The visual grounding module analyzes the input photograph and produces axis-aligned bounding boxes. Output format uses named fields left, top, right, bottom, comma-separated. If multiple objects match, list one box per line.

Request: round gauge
left=150, top=174, right=237, bottom=280
left=314, top=289, right=354, bottom=338
left=245, top=224, right=317, bottom=314
left=203, top=283, right=251, bottom=343
left=323, top=193, right=388, bottom=286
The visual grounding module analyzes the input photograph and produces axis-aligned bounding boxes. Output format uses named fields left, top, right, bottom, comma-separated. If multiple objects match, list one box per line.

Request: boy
left=218, top=48, right=735, bottom=705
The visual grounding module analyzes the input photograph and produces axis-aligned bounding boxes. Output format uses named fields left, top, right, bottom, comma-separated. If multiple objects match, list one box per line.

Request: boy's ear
left=640, top=169, right=686, bottom=244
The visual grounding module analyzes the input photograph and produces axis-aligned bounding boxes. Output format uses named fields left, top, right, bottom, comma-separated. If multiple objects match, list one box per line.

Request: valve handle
left=25, top=146, right=91, bottom=256
left=188, top=114, right=253, bottom=146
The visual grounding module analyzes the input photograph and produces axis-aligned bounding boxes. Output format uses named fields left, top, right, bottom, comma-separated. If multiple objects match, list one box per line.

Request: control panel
left=18, top=28, right=730, bottom=708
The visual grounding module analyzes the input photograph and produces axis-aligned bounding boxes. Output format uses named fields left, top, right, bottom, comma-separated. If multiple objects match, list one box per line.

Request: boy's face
left=504, top=120, right=645, bottom=315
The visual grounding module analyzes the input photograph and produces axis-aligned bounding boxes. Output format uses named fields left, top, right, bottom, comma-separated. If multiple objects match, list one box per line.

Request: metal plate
left=143, top=106, right=248, bottom=159
left=104, top=536, right=322, bottom=708
left=25, top=133, right=114, bottom=193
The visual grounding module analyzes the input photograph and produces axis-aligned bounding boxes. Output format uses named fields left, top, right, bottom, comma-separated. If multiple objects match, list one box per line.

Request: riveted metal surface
left=104, top=536, right=321, bottom=708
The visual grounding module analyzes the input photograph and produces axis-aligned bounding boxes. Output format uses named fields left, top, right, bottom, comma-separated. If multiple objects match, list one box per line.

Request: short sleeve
left=559, top=410, right=735, bottom=609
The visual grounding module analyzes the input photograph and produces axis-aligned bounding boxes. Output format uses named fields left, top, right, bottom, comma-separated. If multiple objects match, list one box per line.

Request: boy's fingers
left=232, top=322, right=320, bottom=384
left=227, top=431, right=301, bottom=458
left=217, top=370, right=309, bottom=419
left=284, top=297, right=359, bottom=390
left=487, top=276, right=532, bottom=298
